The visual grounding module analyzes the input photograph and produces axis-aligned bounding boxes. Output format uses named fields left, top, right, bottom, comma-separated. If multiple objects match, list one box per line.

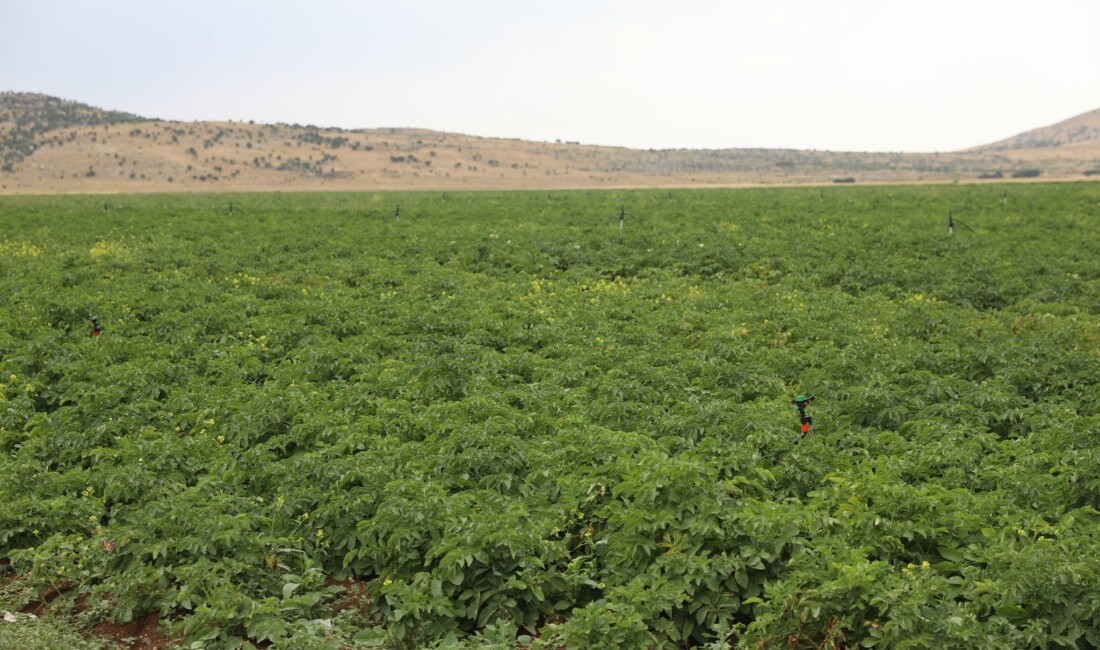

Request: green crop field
left=1, top=184, right=1098, bottom=649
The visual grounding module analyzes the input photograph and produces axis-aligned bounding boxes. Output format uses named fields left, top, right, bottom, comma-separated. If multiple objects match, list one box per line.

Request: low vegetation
left=1, top=184, right=1098, bottom=648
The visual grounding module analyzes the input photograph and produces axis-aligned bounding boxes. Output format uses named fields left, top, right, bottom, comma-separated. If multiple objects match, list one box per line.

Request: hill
left=974, top=108, right=1100, bottom=151
left=0, top=92, right=148, bottom=172
left=2, top=92, right=1099, bottom=193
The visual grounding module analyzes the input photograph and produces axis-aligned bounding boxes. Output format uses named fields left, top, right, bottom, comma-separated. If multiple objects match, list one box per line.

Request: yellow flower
left=382, top=578, right=393, bottom=586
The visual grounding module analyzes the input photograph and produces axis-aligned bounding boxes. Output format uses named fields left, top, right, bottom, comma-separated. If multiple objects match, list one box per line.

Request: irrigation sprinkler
left=948, top=212, right=974, bottom=234
left=393, top=205, right=424, bottom=222
left=616, top=206, right=641, bottom=233
left=792, top=394, right=814, bottom=437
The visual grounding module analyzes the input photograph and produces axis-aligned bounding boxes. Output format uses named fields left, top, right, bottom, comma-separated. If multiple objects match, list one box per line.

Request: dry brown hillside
left=974, top=108, right=1100, bottom=151
left=2, top=92, right=1098, bottom=193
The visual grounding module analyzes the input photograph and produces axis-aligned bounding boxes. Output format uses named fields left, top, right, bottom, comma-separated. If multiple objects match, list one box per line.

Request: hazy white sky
left=2, top=0, right=1097, bottom=152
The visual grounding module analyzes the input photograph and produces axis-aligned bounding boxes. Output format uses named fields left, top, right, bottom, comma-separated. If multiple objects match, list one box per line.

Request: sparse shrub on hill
left=0, top=92, right=148, bottom=169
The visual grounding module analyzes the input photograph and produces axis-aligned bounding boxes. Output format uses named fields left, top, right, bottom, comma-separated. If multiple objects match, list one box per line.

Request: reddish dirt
left=20, top=580, right=75, bottom=617
left=5, top=575, right=177, bottom=649
left=5, top=573, right=376, bottom=648
left=92, top=611, right=172, bottom=648
left=327, top=575, right=374, bottom=617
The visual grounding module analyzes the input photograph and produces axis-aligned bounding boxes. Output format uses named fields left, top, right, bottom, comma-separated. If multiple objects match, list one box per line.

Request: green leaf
left=937, top=546, right=964, bottom=562
left=352, top=627, right=388, bottom=646
left=996, top=605, right=1027, bottom=621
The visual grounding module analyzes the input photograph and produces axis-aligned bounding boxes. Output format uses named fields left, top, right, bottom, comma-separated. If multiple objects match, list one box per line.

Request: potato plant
left=1, top=184, right=1098, bottom=648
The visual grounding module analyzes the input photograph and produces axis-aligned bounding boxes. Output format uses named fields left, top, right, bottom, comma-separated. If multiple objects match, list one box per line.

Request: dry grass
left=2, top=111, right=1099, bottom=194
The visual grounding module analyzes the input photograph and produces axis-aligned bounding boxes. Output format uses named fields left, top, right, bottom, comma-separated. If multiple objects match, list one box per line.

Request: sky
left=2, top=0, right=1098, bottom=152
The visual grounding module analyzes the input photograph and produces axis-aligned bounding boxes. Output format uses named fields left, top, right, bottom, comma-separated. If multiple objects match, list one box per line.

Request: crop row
left=0, top=184, right=1098, bottom=648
